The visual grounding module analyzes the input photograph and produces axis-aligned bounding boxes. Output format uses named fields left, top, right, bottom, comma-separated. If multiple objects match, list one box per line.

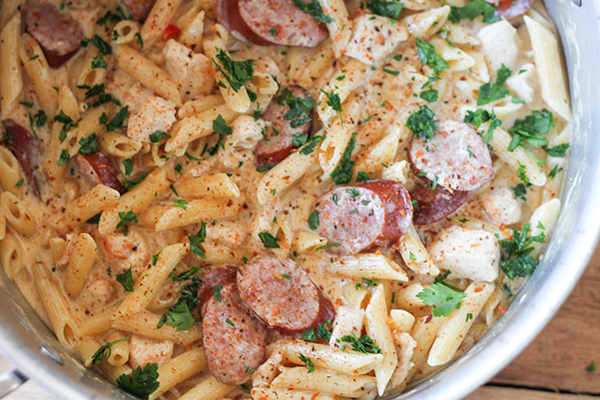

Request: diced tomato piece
left=164, top=24, right=181, bottom=40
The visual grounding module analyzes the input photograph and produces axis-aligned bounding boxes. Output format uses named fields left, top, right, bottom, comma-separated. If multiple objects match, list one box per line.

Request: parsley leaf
left=97, top=7, right=129, bottom=26
left=116, top=211, right=138, bottom=235
left=169, top=266, right=200, bottom=282
left=320, top=89, right=343, bottom=126
left=416, top=282, right=467, bottom=317
left=92, top=337, right=129, bottom=364
left=356, top=171, right=370, bottom=182
left=416, top=39, right=449, bottom=76
left=78, top=133, right=99, bottom=155
left=259, top=232, right=280, bottom=249
left=123, top=174, right=147, bottom=191
left=104, top=106, right=129, bottom=132
left=477, top=64, right=512, bottom=105
left=406, top=105, right=437, bottom=141
left=213, top=49, right=254, bottom=92
left=341, top=332, right=382, bottom=354
left=499, top=223, right=545, bottom=280
left=448, top=0, right=500, bottom=24
left=149, top=131, right=167, bottom=143
left=419, top=88, right=439, bottom=103
left=545, top=143, right=569, bottom=157
left=463, top=109, right=502, bottom=144
left=188, top=221, right=207, bottom=259
left=299, top=135, right=325, bottom=155
left=116, top=268, right=134, bottom=292
left=208, top=114, right=233, bottom=155
left=330, top=132, right=356, bottom=184
left=507, top=109, right=554, bottom=167
left=298, top=353, right=315, bottom=373
left=122, top=159, right=133, bottom=176
left=276, top=87, right=315, bottom=128
left=117, top=362, right=160, bottom=398
left=157, top=277, right=201, bottom=331
left=291, top=0, right=334, bottom=23
left=80, top=35, right=112, bottom=55
left=366, top=0, right=404, bottom=18
left=308, top=210, right=320, bottom=230
left=58, top=149, right=71, bottom=167
left=54, top=111, right=76, bottom=143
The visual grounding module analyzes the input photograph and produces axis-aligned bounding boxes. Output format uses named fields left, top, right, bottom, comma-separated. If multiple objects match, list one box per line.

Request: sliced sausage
left=202, top=273, right=268, bottom=385
left=24, top=4, right=84, bottom=68
left=410, top=120, right=494, bottom=192
left=238, top=0, right=329, bottom=47
left=237, top=254, right=322, bottom=333
left=255, top=85, right=314, bottom=168
left=216, top=0, right=273, bottom=46
left=313, top=180, right=413, bottom=255
left=497, top=0, right=534, bottom=19
left=75, top=152, right=124, bottom=194
left=197, top=266, right=238, bottom=312
left=410, top=181, right=469, bottom=225
left=123, top=0, right=157, bottom=22
left=1, top=120, right=42, bottom=198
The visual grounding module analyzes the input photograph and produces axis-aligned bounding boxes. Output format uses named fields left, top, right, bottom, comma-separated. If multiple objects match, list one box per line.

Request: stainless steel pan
left=0, top=0, right=598, bottom=398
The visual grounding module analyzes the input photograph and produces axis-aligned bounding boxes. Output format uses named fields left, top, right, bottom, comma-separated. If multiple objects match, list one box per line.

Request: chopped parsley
left=104, top=106, right=129, bottom=132
left=299, top=135, right=325, bottom=155
left=213, top=285, right=223, bottom=302
left=91, top=54, right=108, bottom=69
left=330, top=132, right=356, bottom=184
left=463, top=108, right=502, bottom=144
left=157, top=277, right=201, bottom=331
left=341, top=332, right=382, bottom=354
left=117, top=362, right=160, bottom=398
left=406, top=105, right=437, bottom=141
left=80, top=35, right=112, bottom=55
left=122, top=159, right=133, bottom=176
left=188, top=221, right=207, bottom=258
left=276, top=87, right=315, bottom=128
left=433, top=270, right=464, bottom=292
left=32, top=110, right=47, bottom=127
left=298, top=353, right=315, bottom=373
left=586, top=361, right=597, bottom=373
left=258, top=232, right=280, bottom=249
left=123, top=174, right=147, bottom=191
left=545, top=143, right=570, bottom=157
left=308, top=210, right=320, bottom=230
left=213, top=49, right=255, bottom=92
left=169, top=266, right=200, bottom=282
left=208, top=114, right=233, bottom=155
left=149, top=131, right=167, bottom=143
left=15, top=179, right=24, bottom=188
left=499, top=223, right=546, bottom=280
left=507, top=109, right=554, bottom=166
left=477, top=64, right=512, bottom=106
left=292, top=0, right=334, bottom=23
left=92, top=337, right=129, bottom=364
left=315, top=243, right=341, bottom=251
left=416, top=39, right=449, bottom=77
left=448, top=0, right=500, bottom=24
left=116, top=211, right=138, bottom=235
left=419, top=88, right=439, bottom=103
left=320, top=89, right=343, bottom=126
left=116, top=268, right=134, bottom=292
left=173, top=199, right=189, bottom=210
left=366, top=0, right=404, bottom=18
left=54, top=111, right=76, bottom=143
left=416, top=283, right=467, bottom=317
left=78, top=133, right=99, bottom=155
left=356, top=171, right=370, bottom=182
left=58, top=149, right=71, bottom=167
left=97, top=7, right=129, bottom=26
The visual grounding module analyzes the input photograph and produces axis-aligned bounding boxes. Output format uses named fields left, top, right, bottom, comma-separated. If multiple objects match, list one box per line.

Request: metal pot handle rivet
left=0, top=369, right=28, bottom=399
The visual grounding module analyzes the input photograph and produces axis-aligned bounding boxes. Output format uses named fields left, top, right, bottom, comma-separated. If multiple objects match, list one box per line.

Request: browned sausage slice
left=197, top=266, right=238, bottom=311
left=313, top=180, right=413, bottom=255
left=411, top=182, right=469, bottom=225
left=255, top=85, right=314, bottom=168
left=237, top=254, right=321, bottom=333
left=216, top=0, right=273, bottom=46
left=24, top=4, right=84, bottom=69
left=202, top=275, right=268, bottom=385
left=497, top=0, right=534, bottom=19
left=410, top=120, right=494, bottom=192
left=75, top=152, right=124, bottom=194
left=1, top=120, right=42, bottom=198
left=123, top=0, right=157, bottom=22
left=238, top=0, right=329, bottom=47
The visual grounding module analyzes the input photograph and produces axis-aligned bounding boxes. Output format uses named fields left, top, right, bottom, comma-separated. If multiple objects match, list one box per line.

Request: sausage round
left=197, top=266, right=238, bottom=312
left=313, top=180, right=413, bottom=255
left=202, top=280, right=268, bottom=385
left=123, top=0, right=157, bottom=22
left=75, top=152, right=124, bottom=194
left=24, top=4, right=84, bottom=68
left=238, top=0, right=329, bottom=47
left=255, top=85, right=314, bottom=167
left=237, top=254, right=321, bottom=333
left=497, top=0, right=534, bottom=19
left=410, top=181, right=469, bottom=225
left=1, top=120, right=42, bottom=198
left=216, top=0, right=273, bottom=46
left=410, top=120, right=494, bottom=192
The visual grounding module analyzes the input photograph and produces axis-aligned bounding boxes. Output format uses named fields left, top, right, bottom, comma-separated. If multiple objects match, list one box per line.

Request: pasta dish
left=0, top=0, right=571, bottom=398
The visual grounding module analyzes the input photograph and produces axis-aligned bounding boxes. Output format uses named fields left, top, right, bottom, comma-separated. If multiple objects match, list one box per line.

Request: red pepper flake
left=164, top=24, right=181, bottom=40
left=97, top=164, right=107, bottom=168
left=498, top=305, right=506, bottom=314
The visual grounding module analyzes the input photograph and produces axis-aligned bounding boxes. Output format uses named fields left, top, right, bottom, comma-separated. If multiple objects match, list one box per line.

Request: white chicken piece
left=506, top=63, right=539, bottom=105
left=345, top=14, right=409, bottom=65
left=429, top=226, right=500, bottom=282
left=230, top=115, right=265, bottom=149
left=390, top=331, right=417, bottom=388
left=128, top=335, right=174, bottom=369
left=127, top=96, right=176, bottom=144
left=477, top=20, right=520, bottom=73
left=122, top=83, right=154, bottom=114
left=98, top=229, right=150, bottom=274
left=329, top=306, right=365, bottom=349
left=480, top=187, right=522, bottom=226
left=163, top=39, right=214, bottom=102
